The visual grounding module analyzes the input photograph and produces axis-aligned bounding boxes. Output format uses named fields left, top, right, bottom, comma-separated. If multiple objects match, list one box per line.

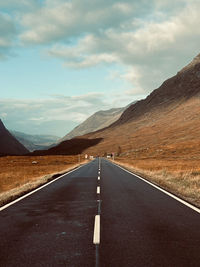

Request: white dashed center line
left=94, top=161, right=101, bottom=267
left=93, top=215, right=100, bottom=244
left=97, top=186, right=100, bottom=194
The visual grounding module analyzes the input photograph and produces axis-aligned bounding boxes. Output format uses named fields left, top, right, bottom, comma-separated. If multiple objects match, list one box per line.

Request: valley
left=1, top=54, right=200, bottom=208
left=1, top=2, right=200, bottom=266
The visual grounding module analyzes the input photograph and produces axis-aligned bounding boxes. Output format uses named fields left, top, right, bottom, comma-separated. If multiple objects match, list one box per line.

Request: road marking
left=0, top=164, right=88, bottom=212
left=98, top=171, right=100, bottom=175
left=93, top=215, right=100, bottom=244
left=97, top=186, right=100, bottom=194
left=112, top=161, right=200, bottom=214
left=98, top=176, right=100, bottom=180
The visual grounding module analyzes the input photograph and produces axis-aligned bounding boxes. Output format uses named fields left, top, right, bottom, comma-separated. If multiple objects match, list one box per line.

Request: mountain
left=114, top=53, right=200, bottom=126
left=30, top=53, right=200, bottom=158
left=10, top=130, right=60, bottom=152
left=0, top=120, right=29, bottom=155
left=58, top=104, right=133, bottom=143
left=78, top=53, right=200, bottom=156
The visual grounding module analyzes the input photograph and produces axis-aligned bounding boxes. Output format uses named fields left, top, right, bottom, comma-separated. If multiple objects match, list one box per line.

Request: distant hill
left=31, top=103, right=135, bottom=156
left=0, top=120, right=29, bottom=155
left=10, top=131, right=60, bottom=152
left=58, top=103, right=134, bottom=143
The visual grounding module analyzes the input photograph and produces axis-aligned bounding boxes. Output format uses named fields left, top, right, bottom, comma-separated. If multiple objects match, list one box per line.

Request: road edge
left=0, top=161, right=90, bottom=211
left=110, top=160, right=200, bottom=214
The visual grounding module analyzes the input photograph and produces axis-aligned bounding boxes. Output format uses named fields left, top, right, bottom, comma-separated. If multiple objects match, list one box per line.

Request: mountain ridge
left=0, top=120, right=29, bottom=155
left=10, top=130, right=60, bottom=151
left=111, top=53, right=200, bottom=127
left=58, top=104, right=133, bottom=142
left=80, top=52, right=200, bottom=155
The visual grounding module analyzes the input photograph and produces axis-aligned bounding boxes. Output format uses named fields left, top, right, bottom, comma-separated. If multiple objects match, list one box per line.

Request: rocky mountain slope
left=81, top=53, right=200, bottom=156
left=58, top=104, right=133, bottom=142
left=10, top=130, right=60, bottom=151
left=0, top=120, right=29, bottom=155
left=114, top=53, right=200, bottom=126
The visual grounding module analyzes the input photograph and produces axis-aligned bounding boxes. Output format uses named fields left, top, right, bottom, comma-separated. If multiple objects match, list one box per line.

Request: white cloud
left=45, top=0, right=200, bottom=94
left=0, top=13, right=16, bottom=58
left=30, top=117, right=44, bottom=121
left=19, top=0, right=150, bottom=44
left=0, top=112, right=7, bottom=118
left=0, top=0, right=41, bottom=58
left=1, top=0, right=200, bottom=109
left=0, top=93, right=112, bottom=135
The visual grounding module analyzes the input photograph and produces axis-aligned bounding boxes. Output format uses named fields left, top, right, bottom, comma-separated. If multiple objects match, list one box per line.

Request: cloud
left=0, top=93, right=112, bottom=135
left=0, top=0, right=38, bottom=10
left=108, top=67, right=145, bottom=96
left=19, top=0, right=153, bottom=44
left=0, top=0, right=40, bottom=58
left=0, top=112, right=7, bottom=118
left=0, top=13, right=16, bottom=58
left=46, top=0, right=200, bottom=94
left=1, top=0, right=200, bottom=104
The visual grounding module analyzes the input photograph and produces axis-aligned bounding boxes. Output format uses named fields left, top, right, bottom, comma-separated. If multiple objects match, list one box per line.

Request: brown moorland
left=0, top=155, right=86, bottom=206
left=84, top=97, right=200, bottom=156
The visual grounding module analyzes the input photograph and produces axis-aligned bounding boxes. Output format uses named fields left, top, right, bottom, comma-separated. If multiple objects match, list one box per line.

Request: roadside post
left=112, top=152, right=115, bottom=161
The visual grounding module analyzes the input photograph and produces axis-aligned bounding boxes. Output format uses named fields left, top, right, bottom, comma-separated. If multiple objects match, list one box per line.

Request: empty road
left=0, top=158, right=200, bottom=266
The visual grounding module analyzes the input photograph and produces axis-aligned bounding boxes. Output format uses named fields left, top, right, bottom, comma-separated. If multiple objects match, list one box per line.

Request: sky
left=1, top=0, right=200, bottom=136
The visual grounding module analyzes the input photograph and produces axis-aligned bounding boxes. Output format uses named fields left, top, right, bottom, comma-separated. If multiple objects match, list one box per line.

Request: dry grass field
left=0, top=155, right=86, bottom=206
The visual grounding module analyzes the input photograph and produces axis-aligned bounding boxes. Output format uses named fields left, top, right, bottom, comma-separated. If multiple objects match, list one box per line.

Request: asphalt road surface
left=0, top=158, right=200, bottom=267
